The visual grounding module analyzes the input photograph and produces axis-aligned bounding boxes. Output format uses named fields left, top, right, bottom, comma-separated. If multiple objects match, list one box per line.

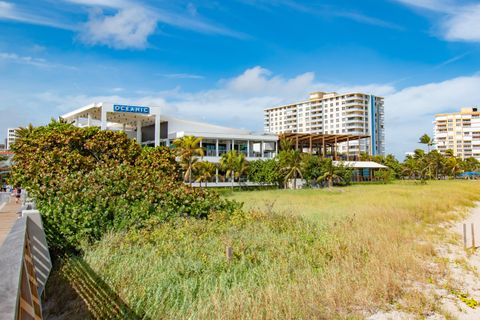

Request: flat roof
left=170, top=131, right=278, bottom=141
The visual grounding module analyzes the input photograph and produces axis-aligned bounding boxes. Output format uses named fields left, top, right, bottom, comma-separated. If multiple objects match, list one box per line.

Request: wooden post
left=226, top=246, right=233, bottom=262
left=295, top=135, right=299, bottom=151
left=334, top=136, right=337, bottom=160
left=346, top=137, right=350, bottom=161
left=464, top=223, right=467, bottom=249
left=472, top=223, right=476, bottom=249
left=322, top=136, right=325, bottom=158
left=309, top=136, right=312, bottom=154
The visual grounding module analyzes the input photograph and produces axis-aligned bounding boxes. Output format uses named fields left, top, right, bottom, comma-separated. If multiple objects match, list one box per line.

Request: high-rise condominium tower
left=434, top=107, right=480, bottom=160
left=264, top=92, right=385, bottom=155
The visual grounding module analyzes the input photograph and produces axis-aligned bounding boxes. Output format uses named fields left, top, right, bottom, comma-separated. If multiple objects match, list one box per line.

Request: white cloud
left=443, top=4, right=480, bottom=42
left=0, top=51, right=77, bottom=70
left=75, top=0, right=248, bottom=48
left=161, top=73, right=205, bottom=80
left=0, top=1, right=246, bottom=50
left=79, top=6, right=157, bottom=49
left=395, top=0, right=480, bottom=43
left=0, top=1, right=74, bottom=30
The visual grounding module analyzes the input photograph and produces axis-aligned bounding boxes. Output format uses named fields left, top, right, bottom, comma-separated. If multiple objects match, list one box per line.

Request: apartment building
left=6, top=128, right=19, bottom=150
left=434, top=107, right=480, bottom=160
left=264, top=92, right=385, bottom=155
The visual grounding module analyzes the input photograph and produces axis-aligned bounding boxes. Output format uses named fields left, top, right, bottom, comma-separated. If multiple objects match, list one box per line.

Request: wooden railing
left=0, top=208, right=52, bottom=320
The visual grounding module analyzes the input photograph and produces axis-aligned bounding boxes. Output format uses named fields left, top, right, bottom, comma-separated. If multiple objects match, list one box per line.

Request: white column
left=215, top=168, right=219, bottom=183
left=232, top=139, right=235, bottom=152
left=247, top=140, right=250, bottom=158
left=261, top=141, right=264, bottom=158
left=136, top=120, right=142, bottom=143
left=216, top=139, right=219, bottom=157
left=100, top=107, right=107, bottom=130
left=154, top=114, right=161, bottom=147
left=275, top=140, right=278, bottom=156
left=87, top=113, right=92, bottom=127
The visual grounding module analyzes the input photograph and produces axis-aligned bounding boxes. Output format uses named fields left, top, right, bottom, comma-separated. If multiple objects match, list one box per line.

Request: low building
left=434, top=107, right=480, bottom=160
left=60, top=103, right=279, bottom=163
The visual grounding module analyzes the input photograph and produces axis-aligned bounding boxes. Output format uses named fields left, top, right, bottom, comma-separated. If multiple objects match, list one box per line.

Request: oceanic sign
left=113, top=104, right=150, bottom=114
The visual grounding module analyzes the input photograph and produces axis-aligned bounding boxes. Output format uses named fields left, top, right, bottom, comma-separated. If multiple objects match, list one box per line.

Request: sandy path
left=368, top=203, right=480, bottom=320
left=435, top=203, right=480, bottom=319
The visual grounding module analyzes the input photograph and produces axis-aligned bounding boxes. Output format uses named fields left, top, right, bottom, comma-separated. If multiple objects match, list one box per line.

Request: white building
left=6, top=128, right=19, bottom=150
left=60, top=102, right=278, bottom=163
left=264, top=92, right=385, bottom=156
left=434, top=107, right=480, bottom=160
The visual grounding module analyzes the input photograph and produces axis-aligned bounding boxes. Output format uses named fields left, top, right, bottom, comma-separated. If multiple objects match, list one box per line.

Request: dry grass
left=46, top=180, right=480, bottom=319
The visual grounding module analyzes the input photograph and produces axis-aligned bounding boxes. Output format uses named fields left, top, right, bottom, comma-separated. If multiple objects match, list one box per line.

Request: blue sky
left=1, top=0, right=480, bottom=157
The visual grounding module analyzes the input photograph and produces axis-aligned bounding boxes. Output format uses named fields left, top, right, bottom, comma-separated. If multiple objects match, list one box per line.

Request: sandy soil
left=368, top=203, right=480, bottom=320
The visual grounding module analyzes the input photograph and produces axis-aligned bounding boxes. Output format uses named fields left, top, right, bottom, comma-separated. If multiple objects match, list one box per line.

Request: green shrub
left=11, top=121, right=240, bottom=252
left=247, top=159, right=281, bottom=185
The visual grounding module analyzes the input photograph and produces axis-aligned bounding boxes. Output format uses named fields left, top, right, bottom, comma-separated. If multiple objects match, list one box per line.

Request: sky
left=1, top=0, right=480, bottom=158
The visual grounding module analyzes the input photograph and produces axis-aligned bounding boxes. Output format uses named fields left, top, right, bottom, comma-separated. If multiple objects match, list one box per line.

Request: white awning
left=333, top=161, right=387, bottom=169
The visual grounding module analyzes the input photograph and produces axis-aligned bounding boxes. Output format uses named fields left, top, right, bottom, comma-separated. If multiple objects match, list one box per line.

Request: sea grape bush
left=11, top=121, right=241, bottom=252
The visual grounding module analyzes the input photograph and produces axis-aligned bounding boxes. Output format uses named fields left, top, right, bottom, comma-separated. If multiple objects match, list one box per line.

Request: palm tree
left=16, top=124, right=35, bottom=139
left=428, top=150, right=444, bottom=179
left=279, top=138, right=293, bottom=151
left=402, top=156, right=418, bottom=180
left=220, top=150, right=239, bottom=189
left=234, top=153, right=249, bottom=183
left=446, top=156, right=462, bottom=178
left=419, top=134, right=433, bottom=153
left=317, top=158, right=343, bottom=188
left=173, top=136, right=204, bottom=185
left=445, top=149, right=455, bottom=157
left=278, top=150, right=303, bottom=189
left=195, top=161, right=216, bottom=187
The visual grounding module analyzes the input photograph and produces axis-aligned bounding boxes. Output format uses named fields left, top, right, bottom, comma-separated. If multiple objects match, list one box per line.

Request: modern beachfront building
left=434, top=107, right=480, bottom=160
left=264, top=92, right=385, bottom=156
left=60, top=103, right=279, bottom=163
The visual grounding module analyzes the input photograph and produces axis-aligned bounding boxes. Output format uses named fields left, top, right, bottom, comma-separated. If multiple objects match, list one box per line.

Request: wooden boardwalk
left=0, top=200, right=21, bottom=246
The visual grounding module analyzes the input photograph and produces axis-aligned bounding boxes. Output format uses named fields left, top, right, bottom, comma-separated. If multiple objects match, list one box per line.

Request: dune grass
left=46, top=180, right=480, bottom=319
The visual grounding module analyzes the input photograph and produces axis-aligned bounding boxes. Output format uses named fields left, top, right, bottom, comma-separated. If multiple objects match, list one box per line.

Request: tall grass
left=47, top=181, right=480, bottom=319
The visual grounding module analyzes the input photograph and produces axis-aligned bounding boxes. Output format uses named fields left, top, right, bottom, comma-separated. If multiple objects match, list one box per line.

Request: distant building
left=6, top=128, right=19, bottom=150
left=264, top=91, right=385, bottom=156
left=434, top=107, right=480, bottom=160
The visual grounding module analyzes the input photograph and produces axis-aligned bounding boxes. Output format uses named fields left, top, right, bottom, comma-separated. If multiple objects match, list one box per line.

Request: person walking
left=15, top=186, right=21, bottom=204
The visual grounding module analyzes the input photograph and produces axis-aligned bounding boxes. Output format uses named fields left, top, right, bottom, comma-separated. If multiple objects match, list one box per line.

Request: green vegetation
left=173, top=135, right=204, bottom=185
left=220, top=150, right=249, bottom=188
left=247, top=159, right=281, bottom=185
left=11, top=125, right=480, bottom=318
left=47, top=181, right=480, bottom=319
left=11, top=121, right=238, bottom=252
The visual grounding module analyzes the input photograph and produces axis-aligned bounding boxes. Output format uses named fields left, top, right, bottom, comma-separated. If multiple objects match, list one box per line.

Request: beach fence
left=0, top=202, right=51, bottom=320
left=463, top=223, right=477, bottom=250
